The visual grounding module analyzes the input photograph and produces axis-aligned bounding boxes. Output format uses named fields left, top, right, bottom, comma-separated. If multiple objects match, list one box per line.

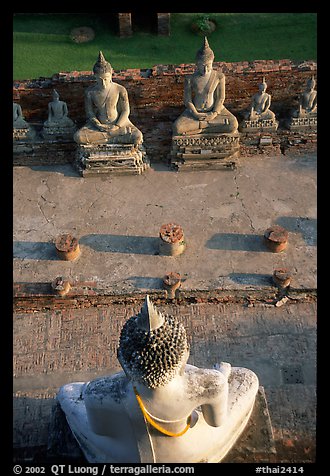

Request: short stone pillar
left=118, top=13, right=132, bottom=37
left=157, top=13, right=170, bottom=36
left=272, top=268, right=291, bottom=289
left=51, top=276, right=71, bottom=296
left=264, top=226, right=288, bottom=253
left=55, top=234, right=81, bottom=261
left=159, top=224, right=186, bottom=256
left=163, top=272, right=181, bottom=298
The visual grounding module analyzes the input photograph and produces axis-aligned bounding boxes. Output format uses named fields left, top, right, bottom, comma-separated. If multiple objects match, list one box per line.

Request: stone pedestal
left=170, top=133, right=240, bottom=171
left=239, top=118, right=279, bottom=133
left=42, top=124, right=77, bottom=141
left=74, top=143, right=150, bottom=177
left=287, top=116, right=317, bottom=132
left=13, top=127, right=36, bottom=142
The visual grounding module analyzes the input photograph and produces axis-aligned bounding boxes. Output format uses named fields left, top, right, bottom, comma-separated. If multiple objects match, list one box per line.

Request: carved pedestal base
left=287, top=116, right=317, bottom=131
left=170, top=133, right=240, bottom=171
left=239, top=119, right=279, bottom=133
left=74, top=143, right=150, bottom=177
left=42, top=125, right=77, bottom=141
left=13, top=127, right=36, bottom=142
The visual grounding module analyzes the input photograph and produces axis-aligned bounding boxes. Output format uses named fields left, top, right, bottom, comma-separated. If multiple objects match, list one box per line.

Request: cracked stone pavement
left=13, top=153, right=317, bottom=293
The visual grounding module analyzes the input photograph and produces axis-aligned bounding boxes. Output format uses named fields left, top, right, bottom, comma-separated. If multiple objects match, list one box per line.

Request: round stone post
left=159, top=223, right=186, bottom=256
left=272, top=268, right=291, bottom=289
left=51, top=276, right=71, bottom=296
left=264, top=225, right=288, bottom=253
left=55, top=233, right=81, bottom=261
left=163, top=272, right=181, bottom=299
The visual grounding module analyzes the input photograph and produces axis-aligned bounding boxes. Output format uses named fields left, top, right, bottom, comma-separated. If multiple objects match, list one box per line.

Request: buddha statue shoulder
left=173, top=37, right=238, bottom=136
left=74, top=51, right=143, bottom=146
left=57, top=296, right=259, bottom=463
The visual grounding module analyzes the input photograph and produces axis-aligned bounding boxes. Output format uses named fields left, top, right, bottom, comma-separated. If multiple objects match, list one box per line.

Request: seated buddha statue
left=245, top=77, right=276, bottom=122
left=13, top=102, right=29, bottom=128
left=74, top=51, right=143, bottom=146
left=292, top=76, right=317, bottom=118
left=43, top=89, right=75, bottom=128
left=57, top=296, right=259, bottom=463
left=172, top=37, right=238, bottom=136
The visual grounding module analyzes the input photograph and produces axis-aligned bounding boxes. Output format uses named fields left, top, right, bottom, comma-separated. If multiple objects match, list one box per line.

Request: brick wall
left=13, top=59, right=317, bottom=162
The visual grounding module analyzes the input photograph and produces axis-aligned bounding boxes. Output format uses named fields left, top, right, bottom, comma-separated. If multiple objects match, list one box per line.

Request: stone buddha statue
left=57, top=296, right=259, bottom=463
left=293, top=76, right=317, bottom=118
left=42, top=89, right=76, bottom=140
left=287, top=76, right=317, bottom=130
left=74, top=51, right=143, bottom=146
left=13, top=102, right=36, bottom=141
left=173, top=37, right=238, bottom=136
left=44, top=89, right=75, bottom=127
left=245, top=77, right=276, bottom=122
left=13, top=102, right=29, bottom=128
left=239, top=77, right=278, bottom=132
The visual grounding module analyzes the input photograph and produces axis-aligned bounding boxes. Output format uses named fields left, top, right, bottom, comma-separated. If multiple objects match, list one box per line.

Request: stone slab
left=13, top=153, right=317, bottom=294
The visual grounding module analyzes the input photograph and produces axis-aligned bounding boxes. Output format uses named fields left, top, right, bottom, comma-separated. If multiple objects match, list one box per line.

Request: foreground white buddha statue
left=57, top=296, right=259, bottom=463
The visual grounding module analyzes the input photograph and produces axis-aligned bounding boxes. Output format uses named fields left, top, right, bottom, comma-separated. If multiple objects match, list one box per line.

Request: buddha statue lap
left=170, top=38, right=240, bottom=170
left=73, top=52, right=148, bottom=176
left=239, top=78, right=278, bottom=132
left=288, top=76, right=317, bottom=130
left=57, top=296, right=259, bottom=463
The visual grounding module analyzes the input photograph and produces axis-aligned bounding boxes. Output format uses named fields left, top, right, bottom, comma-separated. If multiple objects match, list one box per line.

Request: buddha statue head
left=259, top=77, right=267, bottom=93
left=195, top=37, right=215, bottom=75
left=117, top=295, right=190, bottom=388
left=93, top=51, right=113, bottom=75
left=306, top=75, right=316, bottom=91
left=52, top=89, right=60, bottom=101
left=93, top=51, right=113, bottom=88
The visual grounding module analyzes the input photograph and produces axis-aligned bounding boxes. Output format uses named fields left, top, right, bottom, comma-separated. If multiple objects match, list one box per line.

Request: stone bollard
left=55, top=233, right=81, bottom=261
left=51, top=276, right=71, bottom=296
left=264, top=225, right=288, bottom=253
left=159, top=223, right=186, bottom=256
left=272, top=268, right=291, bottom=289
left=163, top=272, right=181, bottom=299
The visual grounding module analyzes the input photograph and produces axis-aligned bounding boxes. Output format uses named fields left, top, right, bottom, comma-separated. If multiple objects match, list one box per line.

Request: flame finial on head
left=52, top=89, right=60, bottom=100
left=196, top=36, right=215, bottom=63
left=93, top=51, right=113, bottom=75
left=135, top=295, right=165, bottom=331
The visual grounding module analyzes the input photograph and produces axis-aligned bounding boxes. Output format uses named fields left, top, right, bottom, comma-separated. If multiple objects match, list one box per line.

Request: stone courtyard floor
left=13, top=151, right=317, bottom=463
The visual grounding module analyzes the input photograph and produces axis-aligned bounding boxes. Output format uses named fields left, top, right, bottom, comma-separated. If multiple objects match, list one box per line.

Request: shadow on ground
left=275, top=216, right=316, bottom=246
left=80, top=234, right=159, bottom=255
left=13, top=241, right=58, bottom=260
left=206, top=233, right=267, bottom=252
